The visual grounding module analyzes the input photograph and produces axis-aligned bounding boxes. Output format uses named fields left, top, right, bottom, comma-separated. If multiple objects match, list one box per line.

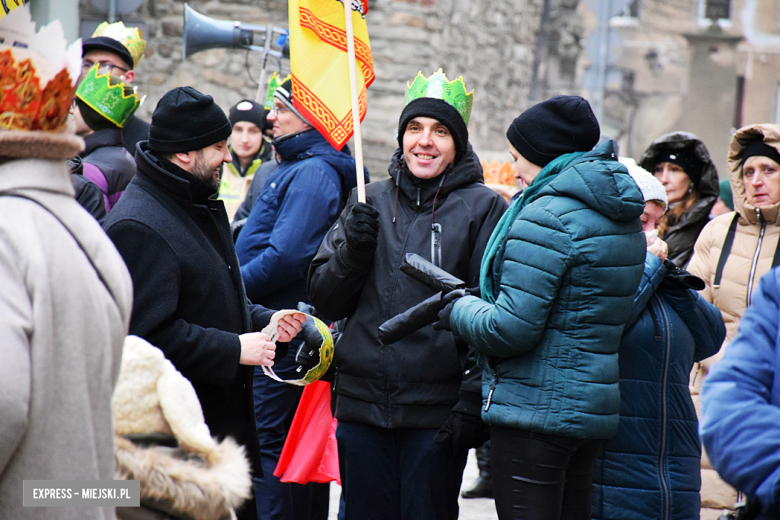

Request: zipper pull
left=416, top=186, right=421, bottom=209
left=757, top=207, right=764, bottom=224
left=484, top=382, right=496, bottom=412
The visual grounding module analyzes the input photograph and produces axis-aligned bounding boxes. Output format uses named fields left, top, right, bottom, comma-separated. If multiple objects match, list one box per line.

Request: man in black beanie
left=103, top=86, right=305, bottom=520
left=308, top=70, right=508, bottom=520
left=218, top=99, right=274, bottom=221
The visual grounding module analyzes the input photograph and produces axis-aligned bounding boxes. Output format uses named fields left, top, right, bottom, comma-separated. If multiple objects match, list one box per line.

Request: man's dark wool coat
left=104, top=142, right=280, bottom=480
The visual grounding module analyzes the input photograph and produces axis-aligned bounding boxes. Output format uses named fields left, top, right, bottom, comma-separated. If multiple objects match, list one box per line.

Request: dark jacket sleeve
left=308, top=191, right=376, bottom=322
left=701, top=269, right=780, bottom=514
left=663, top=285, right=725, bottom=363
left=71, top=174, right=107, bottom=223
left=105, top=219, right=241, bottom=387
left=239, top=162, right=342, bottom=303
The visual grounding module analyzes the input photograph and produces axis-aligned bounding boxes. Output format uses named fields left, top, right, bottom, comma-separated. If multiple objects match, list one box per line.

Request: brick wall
left=80, top=0, right=582, bottom=177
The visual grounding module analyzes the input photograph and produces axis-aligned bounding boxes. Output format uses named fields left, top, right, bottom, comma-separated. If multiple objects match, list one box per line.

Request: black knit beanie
left=229, top=99, right=265, bottom=130
left=506, top=95, right=600, bottom=167
left=148, top=86, right=232, bottom=153
left=397, top=98, right=469, bottom=162
left=742, top=139, right=780, bottom=168
left=82, top=36, right=134, bottom=70
left=653, top=145, right=703, bottom=190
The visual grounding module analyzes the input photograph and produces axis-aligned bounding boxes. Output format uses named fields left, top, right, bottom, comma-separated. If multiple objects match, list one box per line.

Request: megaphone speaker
left=183, top=3, right=254, bottom=59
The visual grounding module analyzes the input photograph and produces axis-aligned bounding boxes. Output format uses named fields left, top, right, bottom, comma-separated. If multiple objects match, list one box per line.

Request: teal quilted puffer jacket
left=450, top=141, right=646, bottom=440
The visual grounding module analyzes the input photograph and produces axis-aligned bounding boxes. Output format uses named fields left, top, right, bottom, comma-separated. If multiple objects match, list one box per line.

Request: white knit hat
left=620, top=157, right=668, bottom=210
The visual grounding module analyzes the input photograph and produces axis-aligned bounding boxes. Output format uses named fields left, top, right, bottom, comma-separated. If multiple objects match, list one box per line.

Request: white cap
left=619, top=157, right=668, bottom=210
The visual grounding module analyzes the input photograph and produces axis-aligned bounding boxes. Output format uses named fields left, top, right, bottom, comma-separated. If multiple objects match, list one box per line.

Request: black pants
left=336, top=421, right=468, bottom=520
left=491, top=426, right=604, bottom=520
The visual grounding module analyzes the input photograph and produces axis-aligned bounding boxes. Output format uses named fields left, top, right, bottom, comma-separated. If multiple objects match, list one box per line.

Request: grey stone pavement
left=327, top=449, right=499, bottom=519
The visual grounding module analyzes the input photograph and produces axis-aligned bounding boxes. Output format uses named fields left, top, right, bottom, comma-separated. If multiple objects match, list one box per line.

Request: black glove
left=433, top=287, right=478, bottom=331
left=231, top=217, right=247, bottom=243
left=434, top=411, right=491, bottom=455
left=660, top=259, right=705, bottom=291
left=344, top=202, right=380, bottom=252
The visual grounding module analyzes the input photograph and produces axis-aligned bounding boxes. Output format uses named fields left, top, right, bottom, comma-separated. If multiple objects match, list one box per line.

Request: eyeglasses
left=81, top=59, right=129, bottom=76
left=269, top=105, right=292, bottom=116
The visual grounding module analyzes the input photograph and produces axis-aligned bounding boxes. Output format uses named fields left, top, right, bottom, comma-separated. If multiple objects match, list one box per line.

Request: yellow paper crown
left=0, top=8, right=82, bottom=132
left=92, top=21, right=146, bottom=67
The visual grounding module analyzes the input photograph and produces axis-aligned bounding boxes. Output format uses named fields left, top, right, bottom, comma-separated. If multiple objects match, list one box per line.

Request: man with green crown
left=308, top=69, right=508, bottom=519
left=72, top=64, right=141, bottom=212
left=81, top=20, right=149, bottom=155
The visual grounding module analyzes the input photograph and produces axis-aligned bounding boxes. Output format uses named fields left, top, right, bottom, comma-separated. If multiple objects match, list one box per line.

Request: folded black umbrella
left=377, top=254, right=466, bottom=345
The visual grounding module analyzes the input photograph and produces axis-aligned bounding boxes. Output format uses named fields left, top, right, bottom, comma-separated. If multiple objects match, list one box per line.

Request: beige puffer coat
left=688, top=123, right=780, bottom=518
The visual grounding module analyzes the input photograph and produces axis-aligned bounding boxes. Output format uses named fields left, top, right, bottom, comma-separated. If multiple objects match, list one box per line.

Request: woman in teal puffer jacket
left=444, top=96, right=647, bottom=520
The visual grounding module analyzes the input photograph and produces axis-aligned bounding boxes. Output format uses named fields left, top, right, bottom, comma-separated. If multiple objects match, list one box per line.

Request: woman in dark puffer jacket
left=591, top=161, right=724, bottom=520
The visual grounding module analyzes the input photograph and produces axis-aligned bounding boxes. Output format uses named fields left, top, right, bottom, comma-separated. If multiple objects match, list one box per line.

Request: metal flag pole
left=344, top=0, right=366, bottom=203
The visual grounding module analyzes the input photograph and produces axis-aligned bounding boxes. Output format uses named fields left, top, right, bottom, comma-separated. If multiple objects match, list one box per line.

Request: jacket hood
left=540, top=140, right=645, bottom=223
left=638, top=131, right=720, bottom=199
left=275, top=129, right=366, bottom=198
left=388, top=142, right=484, bottom=209
left=728, top=124, right=780, bottom=225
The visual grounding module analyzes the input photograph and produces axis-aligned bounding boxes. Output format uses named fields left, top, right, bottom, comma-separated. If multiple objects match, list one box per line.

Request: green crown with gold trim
left=76, top=65, right=140, bottom=128
left=265, top=72, right=292, bottom=110
left=404, top=69, right=474, bottom=125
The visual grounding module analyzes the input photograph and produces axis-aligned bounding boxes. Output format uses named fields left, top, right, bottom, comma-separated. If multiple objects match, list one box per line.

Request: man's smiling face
left=402, top=117, right=456, bottom=180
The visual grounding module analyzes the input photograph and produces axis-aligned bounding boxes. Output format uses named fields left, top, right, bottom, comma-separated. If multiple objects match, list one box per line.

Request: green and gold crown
left=76, top=65, right=140, bottom=128
left=404, top=69, right=474, bottom=125
left=265, top=72, right=292, bottom=110
left=92, top=21, right=146, bottom=67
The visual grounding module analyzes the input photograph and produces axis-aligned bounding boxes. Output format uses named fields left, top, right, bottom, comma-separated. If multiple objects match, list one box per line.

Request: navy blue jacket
left=234, top=130, right=365, bottom=310
left=592, top=253, right=724, bottom=520
left=701, top=267, right=780, bottom=519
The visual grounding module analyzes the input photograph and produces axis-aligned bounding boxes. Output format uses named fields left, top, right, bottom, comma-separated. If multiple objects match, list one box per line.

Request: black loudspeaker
left=183, top=3, right=263, bottom=59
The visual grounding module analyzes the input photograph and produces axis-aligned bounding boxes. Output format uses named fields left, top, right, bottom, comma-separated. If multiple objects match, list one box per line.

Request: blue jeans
left=336, top=421, right=468, bottom=520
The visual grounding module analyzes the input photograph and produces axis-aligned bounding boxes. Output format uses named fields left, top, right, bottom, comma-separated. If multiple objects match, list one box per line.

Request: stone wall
left=79, top=0, right=582, bottom=177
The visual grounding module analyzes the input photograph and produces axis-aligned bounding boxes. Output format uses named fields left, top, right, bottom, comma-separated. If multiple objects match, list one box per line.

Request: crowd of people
left=6, top=9, right=780, bottom=520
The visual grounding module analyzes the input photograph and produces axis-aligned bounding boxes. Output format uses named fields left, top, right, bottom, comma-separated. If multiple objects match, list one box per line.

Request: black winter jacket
left=103, top=143, right=277, bottom=477
left=308, top=146, right=507, bottom=429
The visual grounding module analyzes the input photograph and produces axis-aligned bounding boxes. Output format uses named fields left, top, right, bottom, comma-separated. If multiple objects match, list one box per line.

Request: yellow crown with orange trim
left=92, top=21, right=146, bottom=67
left=0, top=9, right=82, bottom=132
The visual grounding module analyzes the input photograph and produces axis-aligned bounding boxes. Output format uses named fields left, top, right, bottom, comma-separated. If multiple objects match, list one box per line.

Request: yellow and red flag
left=288, top=0, right=374, bottom=150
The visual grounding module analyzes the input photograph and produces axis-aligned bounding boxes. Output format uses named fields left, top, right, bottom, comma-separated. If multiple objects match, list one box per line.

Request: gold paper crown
left=0, top=9, right=82, bottom=132
left=92, top=21, right=146, bottom=67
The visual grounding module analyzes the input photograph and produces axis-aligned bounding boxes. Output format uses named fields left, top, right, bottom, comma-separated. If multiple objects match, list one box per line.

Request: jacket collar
left=273, top=129, right=335, bottom=162
left=389, top=143, right=483, bottom=209
left=135, top=142, right=218, bottom=206
left=81, top=127, right=124, bottom=157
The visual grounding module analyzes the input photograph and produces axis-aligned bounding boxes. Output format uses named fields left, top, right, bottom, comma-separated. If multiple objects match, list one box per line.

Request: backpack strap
left=713, top=212, right=740, bottom=288
left=0, top=189, right=116, bottom=304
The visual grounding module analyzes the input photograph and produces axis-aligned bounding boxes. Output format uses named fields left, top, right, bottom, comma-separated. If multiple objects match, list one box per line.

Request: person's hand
left=275, top=312, right=306, bottom=343
left=647, top=236, right=668, bottom=261
left=433, top=288, right=475, bottom=331
left=344, top=202, right=380, bottom=252
left=434, top=412, right=490, bottom=455
left=238, top=332, right=277, bottom=366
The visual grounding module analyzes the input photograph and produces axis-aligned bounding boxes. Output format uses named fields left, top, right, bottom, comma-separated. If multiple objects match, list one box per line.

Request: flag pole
left=344, top=0, right=366, bottom=203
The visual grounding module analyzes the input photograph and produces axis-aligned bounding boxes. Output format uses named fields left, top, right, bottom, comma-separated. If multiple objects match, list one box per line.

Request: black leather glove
left=434, top=411, right=491, bottom=455
left=433, top=287, right=478, bottom=331
left=344, top=202, right=380, bottom=252
left=231, top=218, right=247, bottom=243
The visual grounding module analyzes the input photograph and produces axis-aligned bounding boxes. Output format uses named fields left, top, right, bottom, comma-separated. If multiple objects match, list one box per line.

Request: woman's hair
left=658, top=185, right=699, bottom=238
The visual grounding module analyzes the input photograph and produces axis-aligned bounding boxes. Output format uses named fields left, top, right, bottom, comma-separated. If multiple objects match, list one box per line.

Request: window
left=616, top=0, right=640, bottom=18
left=700, top=0, right=731, bottom=21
